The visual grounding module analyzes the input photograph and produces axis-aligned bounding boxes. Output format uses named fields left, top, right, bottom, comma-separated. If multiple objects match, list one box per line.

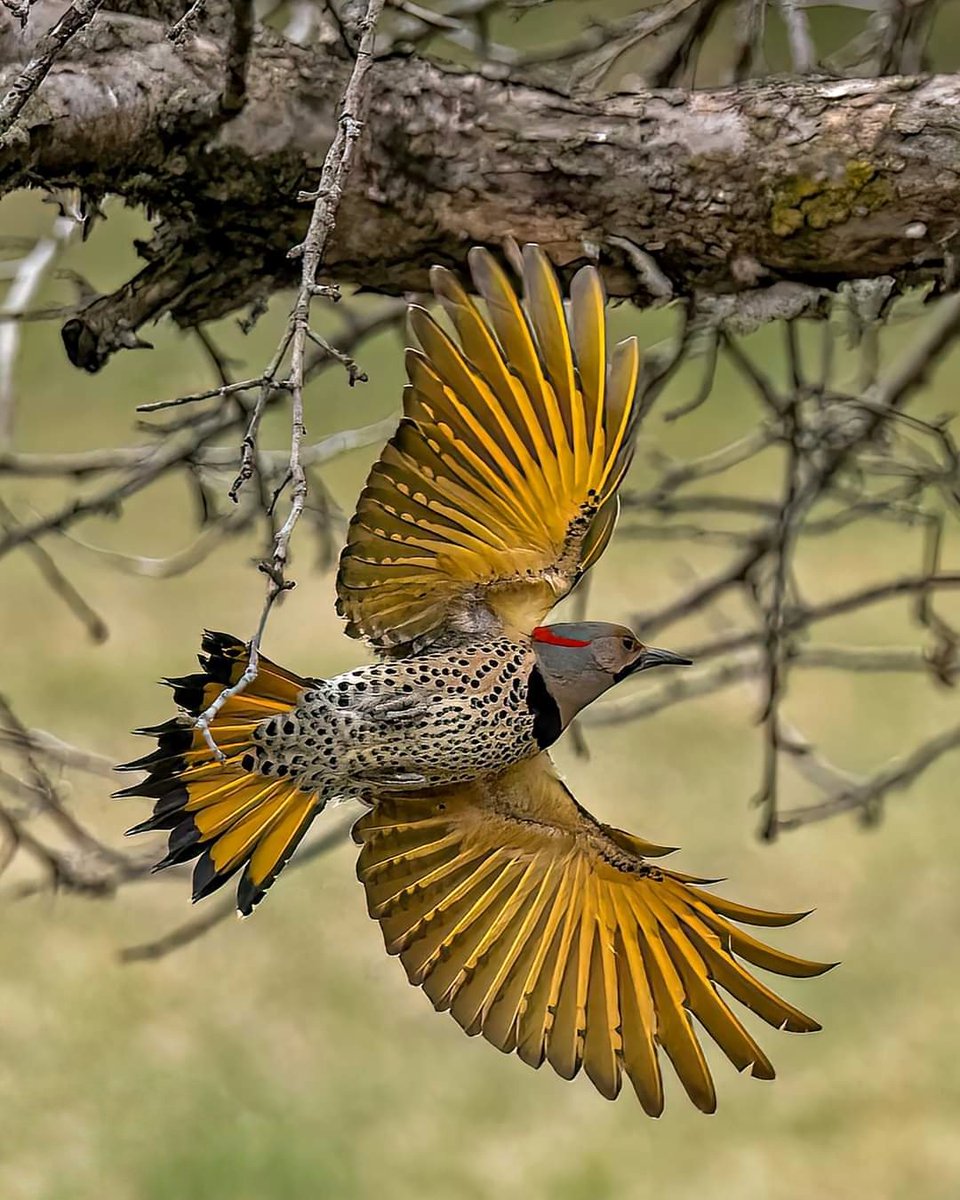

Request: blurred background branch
left=0, top=0, right=955, bottom=985
left=2, top=263, right=958, bottom=932
left=1, top=0, right=959, bottom=936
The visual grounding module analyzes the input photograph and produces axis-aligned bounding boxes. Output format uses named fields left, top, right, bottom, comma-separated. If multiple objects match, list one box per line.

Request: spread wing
left=353, top=756, right=832, bottom=1114
left=336, top=245, right=641, bottom=653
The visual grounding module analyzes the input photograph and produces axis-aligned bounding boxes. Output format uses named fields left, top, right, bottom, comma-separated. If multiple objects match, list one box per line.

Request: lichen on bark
left=770, top=160, right=897, bottom=239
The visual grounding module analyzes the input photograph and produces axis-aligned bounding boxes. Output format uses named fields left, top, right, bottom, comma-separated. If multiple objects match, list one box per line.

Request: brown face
left=590, top=627, right=692, bottom=681
left=589, top=627, right=646, bottom=675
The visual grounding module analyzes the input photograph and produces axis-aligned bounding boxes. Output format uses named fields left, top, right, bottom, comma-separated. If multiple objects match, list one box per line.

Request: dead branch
left=119, top=809, right=356, bottom=961
left=1, top=6, right=959, bottom=366
left=777, top=723, right=960, bottom=831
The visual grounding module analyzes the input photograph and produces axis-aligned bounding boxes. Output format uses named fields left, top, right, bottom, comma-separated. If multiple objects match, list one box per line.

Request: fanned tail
left=116, top=631, right=319, bottom=915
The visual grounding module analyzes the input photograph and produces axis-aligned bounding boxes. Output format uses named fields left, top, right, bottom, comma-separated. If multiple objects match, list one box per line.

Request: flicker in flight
left=118, top=244, right=831, bottom=1114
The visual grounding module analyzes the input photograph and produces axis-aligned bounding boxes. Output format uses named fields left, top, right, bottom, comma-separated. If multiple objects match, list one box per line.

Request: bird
left=117, top=243, right=832, bottom=1114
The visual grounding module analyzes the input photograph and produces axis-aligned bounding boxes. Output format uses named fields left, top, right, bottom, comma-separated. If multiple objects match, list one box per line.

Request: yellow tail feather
left=116, top=631, right=318, bottom=914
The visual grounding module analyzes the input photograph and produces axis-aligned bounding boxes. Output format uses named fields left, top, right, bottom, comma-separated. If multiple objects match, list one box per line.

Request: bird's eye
left=621, top=637, right=636, bottom=652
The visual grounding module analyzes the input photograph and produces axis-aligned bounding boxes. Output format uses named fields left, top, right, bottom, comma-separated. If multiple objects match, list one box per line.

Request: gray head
left=531, top=621, right=691, bottom=730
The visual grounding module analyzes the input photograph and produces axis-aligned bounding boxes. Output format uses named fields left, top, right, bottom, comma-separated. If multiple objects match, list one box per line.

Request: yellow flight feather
left=336, top=245, right=645, bottom=652
left=352, top=754, right=832, bottom=1114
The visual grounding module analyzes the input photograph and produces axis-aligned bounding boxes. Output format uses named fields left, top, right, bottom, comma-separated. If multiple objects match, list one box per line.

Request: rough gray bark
left=2, top=6, right=959, bottom=368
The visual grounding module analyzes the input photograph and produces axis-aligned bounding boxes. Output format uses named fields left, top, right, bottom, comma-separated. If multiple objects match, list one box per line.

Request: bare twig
left=0, top=0, right=105, bottom=139
left=0, top=695, right=133, bottom=890
left=0, top=407, right=244, bottom=559
left=136, top=377, right=267, bottom=415
left=119, top=809, right=356, bottom=960
left=167, top=0, right=206, bottom=42
left=777, top=0, right=817, bottom=72
left=222, top=0, right=253, bottom=115
left=777, top=723, right=960, bottom=832
left=753, top=401, right=806, bottom=841
left=196, top=0, right=386, bottom=759
left=731, top=0, right=766, bottom=80
left=0, top=215, right=79, bottom=447
left=0, top=497, right=108, bottom=641
left=0, top=726, right=114, bottom=776
left=645, top=0, right=724, bottom=88
left=583, top=643, right=952, bottom=728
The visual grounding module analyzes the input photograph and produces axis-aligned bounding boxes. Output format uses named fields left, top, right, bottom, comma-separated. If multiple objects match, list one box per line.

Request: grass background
left=3, top=5, right=960, bottom=1196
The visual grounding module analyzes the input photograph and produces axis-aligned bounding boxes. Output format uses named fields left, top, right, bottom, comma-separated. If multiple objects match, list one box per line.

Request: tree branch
left=3, top=12, right=960, bottom=366
left=776, top=722, right=960, bottom=831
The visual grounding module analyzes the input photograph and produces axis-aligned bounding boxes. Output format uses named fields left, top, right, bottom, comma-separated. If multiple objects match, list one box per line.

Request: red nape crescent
left=532, top=626, right=592, bottom=647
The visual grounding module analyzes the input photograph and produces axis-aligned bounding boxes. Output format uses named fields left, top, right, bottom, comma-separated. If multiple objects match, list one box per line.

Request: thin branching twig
left=194, top=0, right=387, bottom=759
left=0, top=0, right=105, bottom=138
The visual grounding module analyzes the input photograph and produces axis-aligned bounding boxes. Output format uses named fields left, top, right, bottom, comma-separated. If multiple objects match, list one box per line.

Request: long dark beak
left=616, top=645, right=693, bottom=682
left=639, top=645, right=693, bottom=671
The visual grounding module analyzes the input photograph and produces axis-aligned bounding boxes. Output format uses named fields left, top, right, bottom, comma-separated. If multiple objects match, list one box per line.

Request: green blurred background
left=3, top=3, right=960, bottom=1197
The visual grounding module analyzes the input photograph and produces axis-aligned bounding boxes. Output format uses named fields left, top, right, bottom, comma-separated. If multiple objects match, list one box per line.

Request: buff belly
left=246, top=638, right=541, bottom=791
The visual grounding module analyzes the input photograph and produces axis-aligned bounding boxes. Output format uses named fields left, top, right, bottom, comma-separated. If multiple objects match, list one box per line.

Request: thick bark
left=2, top=7, right=959, bottom=368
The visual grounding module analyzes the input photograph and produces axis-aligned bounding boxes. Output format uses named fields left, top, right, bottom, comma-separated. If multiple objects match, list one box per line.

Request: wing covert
left=336, top=245, right=641, bottom=653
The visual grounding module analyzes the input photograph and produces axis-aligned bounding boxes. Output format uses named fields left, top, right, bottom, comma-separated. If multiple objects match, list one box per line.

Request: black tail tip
left=198, top=630, right=249, bottom=685
left=201, top=629, right=247, bottom=657
left=191, top=850, right=236, bottom=904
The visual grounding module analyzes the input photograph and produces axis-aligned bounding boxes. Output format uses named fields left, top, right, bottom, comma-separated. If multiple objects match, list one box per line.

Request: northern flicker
left=118, top=244, right=831, bottom=1114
